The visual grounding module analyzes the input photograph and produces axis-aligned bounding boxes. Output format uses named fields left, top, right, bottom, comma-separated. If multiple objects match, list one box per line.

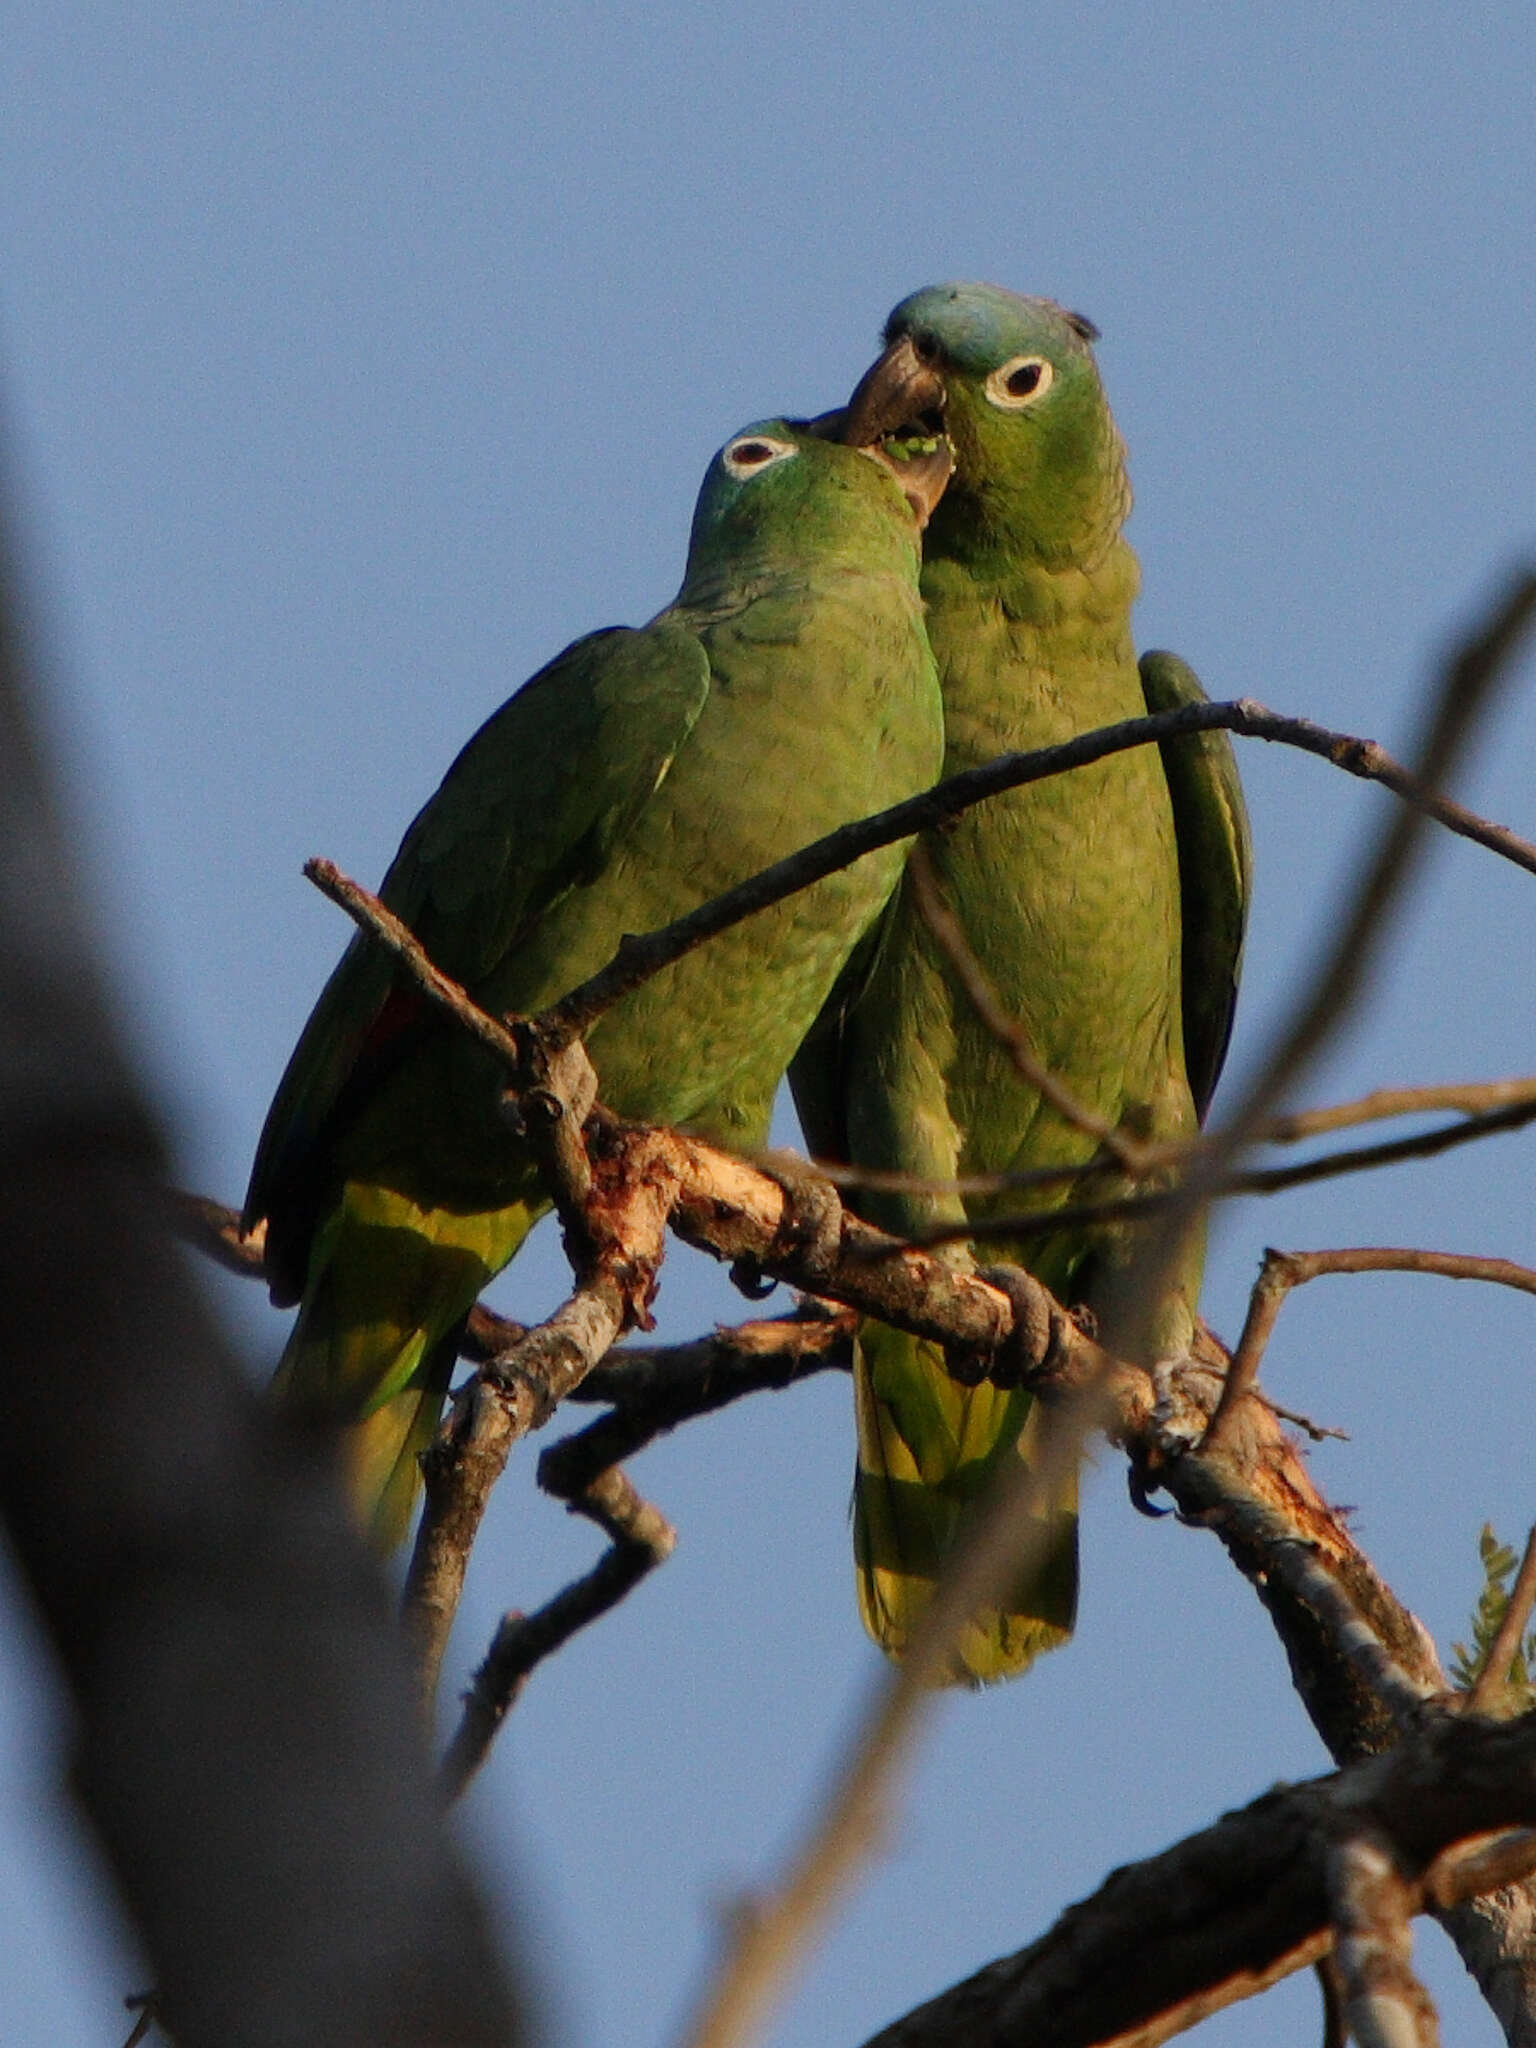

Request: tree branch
left=1212, top=1247, right=1536, bottom=1442
left=401, top=1117, right=679, bottom=1705
left=0, top=459, right=523, bottom=2048
left=534, top=592, right=1536, bottom=1051
left=439, top=1463, right=677, bottom=1800
left=875, top=1090, right=1536, bottom=1252
left=1471, top=1529, right=1536, bottom=1717
left=856, top=1712, right=1536, bottom=2048
left=541, top=1306, right=854, bottom=1489
left=816, top=1073, right=1536, bottom=1206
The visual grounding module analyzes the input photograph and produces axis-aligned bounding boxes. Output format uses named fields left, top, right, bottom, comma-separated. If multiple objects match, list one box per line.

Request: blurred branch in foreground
left=0, top=448, right=522, bottom=2048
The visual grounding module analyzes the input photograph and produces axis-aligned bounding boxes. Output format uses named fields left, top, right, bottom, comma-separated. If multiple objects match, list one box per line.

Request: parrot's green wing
left=247, top=417, right=943, bottom=1557
left=1138, top=651, right=1252, bottom=1122
left=246, top=621, right=710, bottom=1291
left=786, top=911, right=892, bottom=1169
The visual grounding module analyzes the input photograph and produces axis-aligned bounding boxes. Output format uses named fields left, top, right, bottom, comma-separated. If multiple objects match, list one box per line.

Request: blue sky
left=2, top=7, right=1534, bottom=2044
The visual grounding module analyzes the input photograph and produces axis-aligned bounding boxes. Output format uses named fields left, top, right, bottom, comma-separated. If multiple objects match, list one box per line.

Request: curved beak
left=842, top=336, right=952, bottom=527
left=842, top=335, right=947, bottom=449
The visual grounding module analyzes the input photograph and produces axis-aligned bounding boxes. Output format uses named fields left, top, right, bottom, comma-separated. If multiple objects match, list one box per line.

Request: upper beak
left=841, top=335, right=952, bottom=527
left=841, top=335, right=947, bottom=449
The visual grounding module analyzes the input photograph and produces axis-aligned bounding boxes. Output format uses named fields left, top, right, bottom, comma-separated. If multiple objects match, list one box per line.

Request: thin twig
left=541, top=1311, right=854, bottom=1491
left=1208, top=573, right=1536, bottom=1157
left=119, top=1995, right=159, bottom=2048
left=304, top=857, right=526, bottom=1071
left=439, top=1464, right=677, bottom=1800
left=676, top=1359, right=1113, bottom=2048
left=870, top=1090, right=1536, bottom=1253
left=1265, top=1075, right=1536, bottom=1147
left=1213, top=1245, right=1536, bottom=1442
left=538, top=657, right=1536, bottom=1052
left=162, top=1187, right=266, bottom=1274
left=1124, top=570, right=1536, bottom=1469
left=814, top=1072, right=1536, bottom=1204
left=1217, top=1254, right=1295, bottom=1422
left=906, top=841, right=1144, bottom=1168
left=1470, top=1528, right=1536, bottom=1716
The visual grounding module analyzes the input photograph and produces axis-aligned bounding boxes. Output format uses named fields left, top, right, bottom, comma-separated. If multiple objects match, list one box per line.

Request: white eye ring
left=984, top=355, right=1054, bottom=410
left=722, top=434, right=798, bottom=478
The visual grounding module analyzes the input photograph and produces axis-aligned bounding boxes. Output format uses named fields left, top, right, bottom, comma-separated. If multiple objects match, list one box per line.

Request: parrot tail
left=271, top=1181, right=541, bottom=1553
left=852, top=1318, right=1078, bottom=1685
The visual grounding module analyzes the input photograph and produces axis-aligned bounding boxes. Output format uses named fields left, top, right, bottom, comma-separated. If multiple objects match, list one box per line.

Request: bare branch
left=817, top=1073, right=1536, bottom=1206
left=535, top=618, right=1536, bottom=1051
left=676, top=1361, right=1114, bottom=2048
left=878, top=1090, right=1536, bottom=1254
left=1122, top=1324, right=1442, bottom=1743
left=1326, top=1832, right=1440, bottom=2048
left=1224, top=571, right=1536, bottom=1133
left=1471, top=1529, right=1536, bottom=1716
left=542, top=1308, right=854, bottom=1491
left=162, top=1188, right=267, bottom=1275
left=1266, top=1075, right=1536, bottom=1146
left=858, top=1708, right=1536, bottom=2048
left=402, top=1121, right=678, bottom=1706
left=1426, top=1831, right=1536, bottom=1910
left=305, top=856, right=527, bottom=1072
left=439, top=1464, right=677, bottom=1801
left=0, top=465, right=523, bottom=2046
left=1211, top=1246, right=1536, bottom=1444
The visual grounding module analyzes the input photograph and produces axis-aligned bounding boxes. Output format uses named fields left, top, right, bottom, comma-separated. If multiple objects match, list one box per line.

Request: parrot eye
left=722, top=434, right=798, bottom=479
left=984, top=355, right=1055, bottom=410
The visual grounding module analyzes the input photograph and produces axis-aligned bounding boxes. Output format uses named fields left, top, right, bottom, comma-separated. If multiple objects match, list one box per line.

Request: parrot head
left=679, top=415, right=952, bottom=601
left=842, top=283, right=1130, bottom=569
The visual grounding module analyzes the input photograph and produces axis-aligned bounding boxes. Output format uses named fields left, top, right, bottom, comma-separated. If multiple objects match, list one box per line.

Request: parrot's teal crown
left=884, top=283, right=1101, bottom=378
left=843, top=281, right=1129, bottom=571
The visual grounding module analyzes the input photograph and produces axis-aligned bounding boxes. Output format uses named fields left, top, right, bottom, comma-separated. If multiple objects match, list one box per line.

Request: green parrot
left=245, top=418, right=949, bottom=1551
left=791, top=284, right=1250, bottom=1683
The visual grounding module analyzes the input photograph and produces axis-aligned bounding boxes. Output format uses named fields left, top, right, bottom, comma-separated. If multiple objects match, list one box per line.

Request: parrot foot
left=1127, top=1351, right=1225, bottom=1519
left=760, top=1154, right=846, bottom=1289
left=975, top=1262, right=1071, bottom=1391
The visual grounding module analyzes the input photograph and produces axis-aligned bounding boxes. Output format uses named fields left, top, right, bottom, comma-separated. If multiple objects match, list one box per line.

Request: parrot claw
left=1126, top=1463, right=1172, bottom=1518
left=940, top=1341, right=991, bottom=1389
left=728, top=1256, right=779, bottom=1302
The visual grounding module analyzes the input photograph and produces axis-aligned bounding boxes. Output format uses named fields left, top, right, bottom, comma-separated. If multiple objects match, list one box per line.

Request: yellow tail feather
left=272, top=1182, right=541, bottom=1551
left=852, top=1320, right=1078, bottom=1685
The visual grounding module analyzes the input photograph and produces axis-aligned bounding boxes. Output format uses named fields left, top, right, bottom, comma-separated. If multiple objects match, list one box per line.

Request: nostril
left=910, top=332, right=938, bottom=365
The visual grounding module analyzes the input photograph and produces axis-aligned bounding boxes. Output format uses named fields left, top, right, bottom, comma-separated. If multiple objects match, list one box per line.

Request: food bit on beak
left=842, top=336, right=951, bottom=525
left=841, top=335, right=947, bottom=450
left=861, top=434, right=953, bottom=526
